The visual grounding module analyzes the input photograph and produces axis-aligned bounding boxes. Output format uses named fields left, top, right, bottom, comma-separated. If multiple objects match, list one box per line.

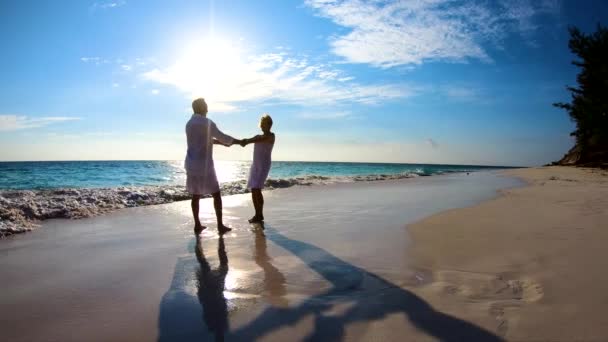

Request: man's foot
left=194, top=223, right=206, bottom=234
left=217, top=224, right=232, bottom=235
left=248, top=215, right=264, bottom=223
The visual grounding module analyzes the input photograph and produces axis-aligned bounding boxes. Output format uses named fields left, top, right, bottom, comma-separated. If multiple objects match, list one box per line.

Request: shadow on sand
left=157, top=235, right=229, bottom=341
left=158, top=225, right=504, bottom=341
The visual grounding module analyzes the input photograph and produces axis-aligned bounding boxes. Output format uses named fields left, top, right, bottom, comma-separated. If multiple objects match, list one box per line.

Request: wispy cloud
left=0, top=115, right=80, bottom=131
left=81, top=56, right=152, bottom=69
left=442, top=85, right=480, bottom=102
left=92, top=0, right=126, bottom=10
left=305, top=0, right=560, bottom=68
left=142, top=43, right=413, bottom=111
left=297, top=111, right=352, bottom=120
left=80, top=56, right=110, bottom=65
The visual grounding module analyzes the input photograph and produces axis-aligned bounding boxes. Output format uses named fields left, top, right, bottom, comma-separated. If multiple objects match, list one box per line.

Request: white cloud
left=121, top=64, right=132, bottom=71
left=150, top=89, right=160, bottom=95
left=0, top=115, right=80, bottom=131
left=80, top=57, right=99, bottom=63
left=92, top=1, right=126, bottom=10
left=142, top=39, right=413, bottom=111
left=80, top=56, right=110, bottom=65
left=305, top=0, right=560, bottom=68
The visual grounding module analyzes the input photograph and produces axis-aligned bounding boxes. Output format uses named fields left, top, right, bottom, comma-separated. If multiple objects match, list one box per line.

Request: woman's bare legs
left=248, top=188, right=264, bottom=223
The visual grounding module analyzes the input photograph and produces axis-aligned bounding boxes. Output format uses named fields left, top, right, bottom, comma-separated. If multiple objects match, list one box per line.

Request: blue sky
left=1, top=0, right=606, bottom=166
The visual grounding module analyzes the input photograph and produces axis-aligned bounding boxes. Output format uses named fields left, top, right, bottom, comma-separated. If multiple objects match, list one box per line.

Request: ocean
left=0, top=160, right=514, bottom=190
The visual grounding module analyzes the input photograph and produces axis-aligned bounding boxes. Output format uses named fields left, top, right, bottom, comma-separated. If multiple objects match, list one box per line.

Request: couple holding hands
left=184, top=98, right=275, bottom=235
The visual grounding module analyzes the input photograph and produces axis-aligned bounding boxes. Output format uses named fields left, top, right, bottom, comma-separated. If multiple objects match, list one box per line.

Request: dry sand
left=407, top=166, right=608, bottom=341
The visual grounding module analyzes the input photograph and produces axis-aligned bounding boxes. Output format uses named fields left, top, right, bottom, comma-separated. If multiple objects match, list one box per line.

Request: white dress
left=184, top=114, right=234, bottom=195
left=247, top=138, right=274, bottom=189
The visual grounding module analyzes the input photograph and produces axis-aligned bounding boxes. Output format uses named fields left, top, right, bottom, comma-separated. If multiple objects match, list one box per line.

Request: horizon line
left=0, top=159, right=525, bottom=168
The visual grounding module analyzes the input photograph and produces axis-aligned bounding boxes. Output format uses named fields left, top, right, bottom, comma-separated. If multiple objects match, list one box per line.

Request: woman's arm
left=241, top=134, right=274, bottom=146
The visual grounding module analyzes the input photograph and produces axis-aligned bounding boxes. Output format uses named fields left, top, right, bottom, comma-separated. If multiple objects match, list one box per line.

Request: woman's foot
left=248, top=215, right=264, bottom=223
left=217, top=224, right=232, bottom=235
left=194, top=223, right=206, bottom=234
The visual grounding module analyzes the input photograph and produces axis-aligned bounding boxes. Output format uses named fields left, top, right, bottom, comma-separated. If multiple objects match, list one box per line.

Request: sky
left=0, top=0, right=606, bottom=166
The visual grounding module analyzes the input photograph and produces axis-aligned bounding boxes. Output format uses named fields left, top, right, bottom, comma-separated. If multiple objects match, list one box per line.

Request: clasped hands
left=214, top=139, right=249, bottom=147
left=234, top=139, right=249, bottom=147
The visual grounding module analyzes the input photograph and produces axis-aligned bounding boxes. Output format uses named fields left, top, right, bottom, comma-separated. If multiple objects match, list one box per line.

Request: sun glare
left=170, top=37, right=245, bottom=109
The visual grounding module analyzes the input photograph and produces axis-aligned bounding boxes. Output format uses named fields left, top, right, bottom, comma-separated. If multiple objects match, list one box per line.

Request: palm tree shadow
left=229, top=225, right=504, bottom=342
left=157, top=236, right=229, bottom=342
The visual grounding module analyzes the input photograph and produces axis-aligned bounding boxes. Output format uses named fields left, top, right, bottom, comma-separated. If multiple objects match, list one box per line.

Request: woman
left=241, top=114, right=275, bottom=223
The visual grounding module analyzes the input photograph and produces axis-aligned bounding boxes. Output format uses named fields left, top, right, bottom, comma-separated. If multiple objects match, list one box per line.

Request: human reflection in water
left=253, top=224, right=288, bottom=307
left=195, top=235, right=229, bottom=342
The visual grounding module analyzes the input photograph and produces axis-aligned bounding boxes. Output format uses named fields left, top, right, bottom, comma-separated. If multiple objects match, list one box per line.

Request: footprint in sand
left=430, top=270, right=544, bottom=303
left=427, top=270, right=544, bottom=337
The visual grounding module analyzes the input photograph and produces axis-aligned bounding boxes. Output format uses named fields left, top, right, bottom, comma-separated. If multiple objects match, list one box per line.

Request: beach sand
left=408, top=166, right=608, bottom=341
left=0, top=167, right=606, bottom=341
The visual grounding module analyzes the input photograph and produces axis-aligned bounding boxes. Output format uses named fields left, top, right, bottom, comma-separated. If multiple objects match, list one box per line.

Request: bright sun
left=146, top=35, right=274, bottom=112
left=170, top=37, right=244, bottom=108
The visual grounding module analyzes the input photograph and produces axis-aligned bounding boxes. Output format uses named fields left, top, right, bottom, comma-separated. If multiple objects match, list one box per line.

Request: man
left=185, top=98, right=240, bottom=235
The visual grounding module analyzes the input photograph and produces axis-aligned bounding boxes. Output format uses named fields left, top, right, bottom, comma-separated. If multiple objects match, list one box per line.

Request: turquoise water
left=0, top=160, right=515, bottom=190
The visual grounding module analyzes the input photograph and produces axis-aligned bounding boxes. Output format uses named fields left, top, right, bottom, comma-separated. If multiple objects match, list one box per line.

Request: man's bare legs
left=192, top=192, right=232, bottom=235
left=248, top=188, right=264, bottom=223
left=191, top=194, right=206, bottom=233
left=212, top=191, right=232, bottom=234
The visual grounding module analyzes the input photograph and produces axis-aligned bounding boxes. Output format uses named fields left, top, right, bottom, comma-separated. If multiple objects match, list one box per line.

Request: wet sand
left=408, top=166, right=608, bottom=341
left=1, top=172, right=520, bottom=341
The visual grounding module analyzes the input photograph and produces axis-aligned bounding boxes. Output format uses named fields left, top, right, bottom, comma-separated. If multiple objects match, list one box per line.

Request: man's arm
left=210, top=122, right=235, bottom=146
left=213, top=139, right=231, bottom=147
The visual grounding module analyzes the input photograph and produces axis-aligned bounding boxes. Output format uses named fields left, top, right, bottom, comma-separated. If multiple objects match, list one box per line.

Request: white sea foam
left=0, top=171, right=465, bottom=238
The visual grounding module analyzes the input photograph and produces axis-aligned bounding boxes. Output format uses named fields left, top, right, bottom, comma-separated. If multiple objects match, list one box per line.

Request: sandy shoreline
left=0, top=172, right=441, bottom=238
left=2, top=168, right=606, bottom=341
left=407, top=166, right=608, bottom=341
left=0, top=171, right=517, bottom=341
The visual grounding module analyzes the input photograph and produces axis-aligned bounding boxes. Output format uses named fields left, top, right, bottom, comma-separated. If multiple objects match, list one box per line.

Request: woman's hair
left=260, top=113, right=273, bottom=128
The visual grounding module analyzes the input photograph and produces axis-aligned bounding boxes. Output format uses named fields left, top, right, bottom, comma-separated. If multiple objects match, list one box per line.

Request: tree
left=554, top=25, right=608, bottom=165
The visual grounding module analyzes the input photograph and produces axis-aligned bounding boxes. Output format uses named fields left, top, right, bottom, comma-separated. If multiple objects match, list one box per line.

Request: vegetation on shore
left=554, top=25, right=608, bottom=167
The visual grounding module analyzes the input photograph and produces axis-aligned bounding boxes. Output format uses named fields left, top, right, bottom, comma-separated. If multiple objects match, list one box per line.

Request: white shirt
left=184, top=114, right=234, bottom=176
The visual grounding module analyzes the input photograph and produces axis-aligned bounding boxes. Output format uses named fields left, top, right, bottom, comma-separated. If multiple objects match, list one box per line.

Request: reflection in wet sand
left=159, top=225, right=503, bottom=341
left=195, top=236, right=229, bottom=341
left=157, top=236, right=231, bottom=342
left=230, top=225, right=504, bottom=342
left=253, top=225, right=288, bottom=307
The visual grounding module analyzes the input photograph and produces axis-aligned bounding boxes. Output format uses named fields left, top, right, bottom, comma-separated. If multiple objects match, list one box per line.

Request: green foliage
left=554, top=25, right=608, bottom=163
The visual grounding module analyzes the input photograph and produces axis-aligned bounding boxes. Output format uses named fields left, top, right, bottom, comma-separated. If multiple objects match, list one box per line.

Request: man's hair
left=260, top=113, right=273, bottom=128
left=192, top=98, right=208, bottom=114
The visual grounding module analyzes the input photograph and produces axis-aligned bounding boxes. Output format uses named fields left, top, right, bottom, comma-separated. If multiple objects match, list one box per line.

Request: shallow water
left=0, top=160, right=515, bottom=190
